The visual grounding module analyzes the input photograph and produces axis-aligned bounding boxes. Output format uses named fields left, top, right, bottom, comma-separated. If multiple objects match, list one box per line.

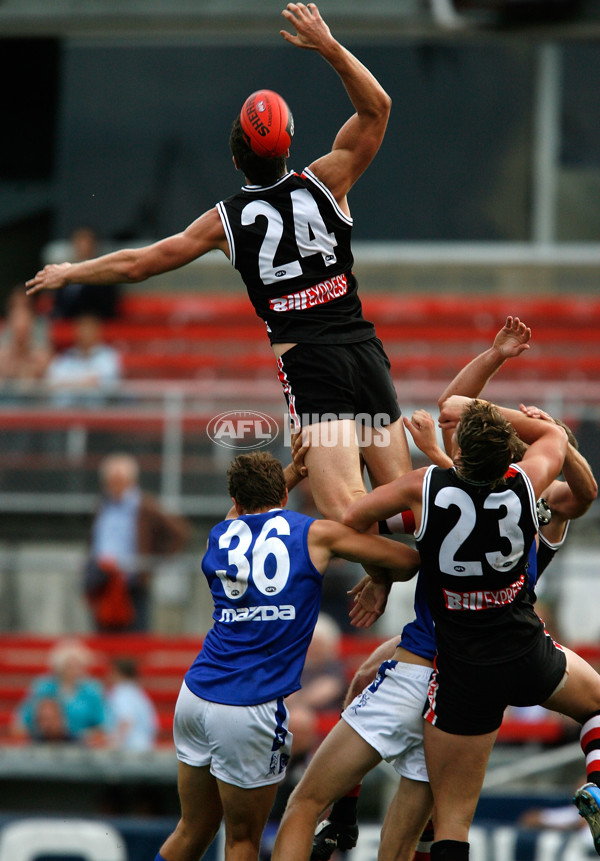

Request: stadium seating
left=0, top=634, right=594, bottom=748
left=48, top=293, right=600, bottom=382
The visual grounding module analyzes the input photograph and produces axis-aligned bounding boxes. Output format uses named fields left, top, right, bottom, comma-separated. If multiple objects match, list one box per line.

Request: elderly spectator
left=85, top=453, right=192, bottom=632
left=12, top=638, right=108, bottom=745
left=45, top=312, right=121, bottom=408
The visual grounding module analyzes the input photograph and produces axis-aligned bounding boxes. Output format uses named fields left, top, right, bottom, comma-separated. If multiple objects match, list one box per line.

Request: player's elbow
left=379, top=91, right=392, bottom=119
left=342, top=507, right=361, bottom=531
left=581, top=478, right=598, bottom=509
left=126, top=258, right=152, bottom=283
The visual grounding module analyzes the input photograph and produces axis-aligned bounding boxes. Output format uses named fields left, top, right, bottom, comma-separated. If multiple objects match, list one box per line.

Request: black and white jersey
left=416, top=464, right=542, bottom=665
left=217, top=168, right=375, bottom=345
left=537, top=520, right=569, bottom=580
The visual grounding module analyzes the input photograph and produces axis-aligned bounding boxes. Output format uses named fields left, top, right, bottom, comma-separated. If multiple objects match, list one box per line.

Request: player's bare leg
left=159, top=763, right=223, bottom=861
left=541, top=647, right=600, bottom=721
left=360, top=417, right=412, bottom=489
left=378, top=776, right=433, bottom=861
left=345, top=637, right=400, bottom=707
left=218, top=778, right=279, bottom=861
left=309, top=637, right=400, bottom=860
left=302, top=417, right=411, bottom=522
left=272, top=720, right=382, bottom=861
left=423, top=722, right=498, bottom=845
left=302, top=419, right=368, bottom=521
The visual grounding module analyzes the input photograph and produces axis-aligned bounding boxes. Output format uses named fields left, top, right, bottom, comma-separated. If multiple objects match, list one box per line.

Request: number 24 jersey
left=217, top=168, right=374, bottom=345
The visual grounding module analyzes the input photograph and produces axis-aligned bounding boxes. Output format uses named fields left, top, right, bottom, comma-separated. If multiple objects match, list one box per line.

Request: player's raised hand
left=493, top=316, right=531, bottom=359
left=280, top=3, right=334, bottom=52
left=438, top=394, right=473, bottom=429
left=26, top=263, right=73, bottom=295
left=404, top=409, right=437, bottom=454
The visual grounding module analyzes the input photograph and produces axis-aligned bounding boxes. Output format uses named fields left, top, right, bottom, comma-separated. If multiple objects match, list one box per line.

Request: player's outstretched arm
left=307, top=519, right=420, bottom=582
left=437, top=316, right=531, bottom=454
left=26, top=208, right=228, bottom=296
left=342, top=469, right=426, bottom=535
left=519, top=405, right=597, bottom=527
left=281, top=3, right=391, bottom=203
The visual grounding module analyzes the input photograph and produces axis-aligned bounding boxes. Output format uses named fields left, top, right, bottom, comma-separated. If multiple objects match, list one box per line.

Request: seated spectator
left=106, top=657, right=158, bottom=752
left=51, top=226, right=121, bottom=320
left=45, top=312, right=121, bottom=407
left=12, top=638, right=109, bottom=745
left=29, top=697, right=76, bottom=744
left=286, top=613, right=347, bottom=715
left=85, top=453, right=192, bottom=632
left=0, top=287, right=51, bottom=389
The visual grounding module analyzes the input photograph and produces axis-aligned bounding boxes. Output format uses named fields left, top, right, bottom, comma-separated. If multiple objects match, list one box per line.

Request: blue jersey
left=185, top=509, right=323, bottom=706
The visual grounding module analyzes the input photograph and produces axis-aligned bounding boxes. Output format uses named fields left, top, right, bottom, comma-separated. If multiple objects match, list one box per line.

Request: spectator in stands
left=12, top=638, right=108, bottom=745
left=287, top=613, right=346, bottom=715
left=51, top=226, right=121, bottom=320
left=85, top=453, right=192, bottom=632
left=106, top=657, right=158, bottom=752
left=45, top=312, right=121, bottom=408
left=29, top=697, right=76, bottom=744
left=0, top=287, right=52, bottom=391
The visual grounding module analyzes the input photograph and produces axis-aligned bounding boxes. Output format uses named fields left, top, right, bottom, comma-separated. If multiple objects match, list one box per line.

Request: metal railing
left=0, top=378, right=599, bottom=517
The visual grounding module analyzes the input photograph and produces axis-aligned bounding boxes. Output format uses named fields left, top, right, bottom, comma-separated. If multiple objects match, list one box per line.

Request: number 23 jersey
left=185, top=509, right=323, bottom=706
left=216, top=168, right=375, bottom=345
left=415, top=464, right=541, bottom=665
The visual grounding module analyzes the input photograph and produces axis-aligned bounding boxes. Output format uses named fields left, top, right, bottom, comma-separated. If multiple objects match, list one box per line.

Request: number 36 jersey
left=216, top=168, right=375, bottom=345
left=185, top=509, right=323, bottom=706
left=415, top=464, right=541, bottom=665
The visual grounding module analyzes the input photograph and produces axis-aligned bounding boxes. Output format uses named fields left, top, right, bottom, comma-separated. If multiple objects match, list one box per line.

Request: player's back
left=185, top=508, right=323, bottom=706
left=217, top=168, right=374, bottom=345
left=416, top=464, right=541, bottom=664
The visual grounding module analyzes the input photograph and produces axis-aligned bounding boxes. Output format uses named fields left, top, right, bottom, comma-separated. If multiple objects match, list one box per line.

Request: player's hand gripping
left=26, top=263, right=73, bottom=296
left=348, top=575, right=390, bottom=629
left=290, top=428, right=309, bottom=478
left=438, top=394, right=473, bottom=431
left=280, top=3, right=335, bottom=53
left=519, top=403, right=553, bottom=422
left=492, top=316, right=531, bottom=359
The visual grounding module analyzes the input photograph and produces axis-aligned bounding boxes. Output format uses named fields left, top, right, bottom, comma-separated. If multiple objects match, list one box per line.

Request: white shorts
left=342, top=660, right=432, bottom=783
left=173, top=681, right=293, bottom=789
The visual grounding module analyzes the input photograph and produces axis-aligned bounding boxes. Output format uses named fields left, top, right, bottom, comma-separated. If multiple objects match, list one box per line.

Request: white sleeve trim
left=414, top=464, right=436, bottom=542
left=216, top=201, right=235, bottom=268
left=539, top=519, right=570, bottom=551
left=302, top=167, right=353, bottom=226
left=512, top=463, right=539, bottom=530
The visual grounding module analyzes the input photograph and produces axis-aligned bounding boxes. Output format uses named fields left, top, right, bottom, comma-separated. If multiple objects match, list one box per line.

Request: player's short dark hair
left=553, top=417, right=578, bottom=450
left=229, top=116, right=287, bottom=186
left=227, top=452, right=287, bottom=512
left=456, top=400, right=523, bottom=489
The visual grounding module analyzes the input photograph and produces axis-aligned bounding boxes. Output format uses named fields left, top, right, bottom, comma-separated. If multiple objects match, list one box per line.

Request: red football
left=240, top=90, right=294, bottom=159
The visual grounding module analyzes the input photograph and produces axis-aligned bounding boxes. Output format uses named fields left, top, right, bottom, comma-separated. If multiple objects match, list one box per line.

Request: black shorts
left=423, top=630, right=567, bottom=736
left=276, top=338, right=401, bottom=429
